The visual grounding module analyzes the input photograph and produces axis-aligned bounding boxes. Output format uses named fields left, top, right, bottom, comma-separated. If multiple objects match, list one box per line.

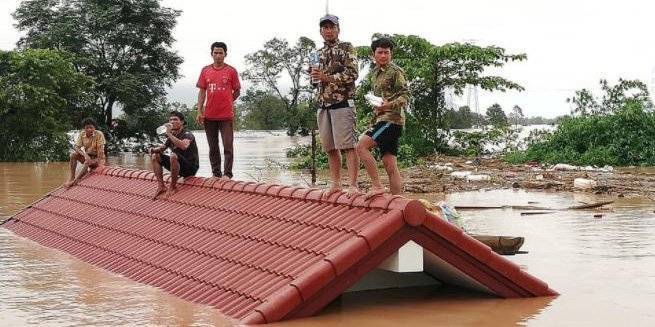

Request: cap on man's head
left=319, top=14, right=339, bottom=26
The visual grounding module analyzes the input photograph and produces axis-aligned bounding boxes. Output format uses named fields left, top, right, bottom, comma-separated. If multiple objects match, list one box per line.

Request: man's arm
left=97, top=145, right=106, bottom=165
left=232, top=88, right=240, bottom=101
left=149, top=144, right=168, bottom=154
left=197, top=88, right=206, bottom=124
left=386, top=70, right=410, bottom=111
left=73, top=144, right=85, bottom=156
left=166, top=128, right=191, bottom=151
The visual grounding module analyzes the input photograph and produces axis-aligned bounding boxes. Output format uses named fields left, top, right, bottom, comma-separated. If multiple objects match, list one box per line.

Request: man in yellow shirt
left=64, top=118, right=106, bottom=187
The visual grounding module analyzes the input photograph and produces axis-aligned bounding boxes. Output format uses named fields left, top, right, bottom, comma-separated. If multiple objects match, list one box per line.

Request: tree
left=443, top=105, right=485, bottom=129
left=243, top=37, right=316, bottom=135
left=567, top=78, right=653, bottom=116
left=237, top=89, right=288, bottom=130
left=0, top=49, right=93, bottom=161
left=509, top=105, right=524, bottom=126
left=356, top=34, right=526, bottom=155
left=13, top=0, right=183, bottom=129
left=486, top=103, right=508, bottom=127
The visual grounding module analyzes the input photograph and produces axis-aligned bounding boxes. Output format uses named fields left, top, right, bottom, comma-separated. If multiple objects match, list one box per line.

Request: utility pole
left=651, top=66, right=655, bottom=103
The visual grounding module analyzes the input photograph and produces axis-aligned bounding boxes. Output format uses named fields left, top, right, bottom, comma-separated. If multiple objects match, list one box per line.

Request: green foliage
left=237, top=89, right=289, bottom=130
left=286, top=137, right=423, bottom=170
left=507, top=101, right=655, bottom=166
left=242, top=37, right=316, bottom=135
left=356, top=34, right=526, bottom=156
left=286, top=141, right=328, bottom=170
left=442, top=106, right=485, bottom=129
left=567, top=78, right=653, bottom=116
left=0, top=49, right=93, bottom=161
left=451, top=127, right=520, bottom=157
left=13, top=0, right=183, bottom=128
left=486, top=103, right=508, bottom=127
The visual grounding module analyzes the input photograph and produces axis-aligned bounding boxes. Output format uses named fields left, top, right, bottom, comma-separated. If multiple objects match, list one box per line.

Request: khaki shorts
left=317, top=106, right=357, bottom=151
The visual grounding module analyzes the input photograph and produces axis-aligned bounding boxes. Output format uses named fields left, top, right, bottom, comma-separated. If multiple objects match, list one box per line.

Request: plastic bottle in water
left=309, top=52, right=320, bottom=84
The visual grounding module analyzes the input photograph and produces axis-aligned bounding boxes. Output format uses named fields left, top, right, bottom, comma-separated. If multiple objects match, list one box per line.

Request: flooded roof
left=3, top=166, right=556, bottom=324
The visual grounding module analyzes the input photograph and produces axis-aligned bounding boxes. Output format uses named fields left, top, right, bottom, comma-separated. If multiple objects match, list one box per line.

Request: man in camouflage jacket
left=357, top=37, right=410, bottom=197
left=311, top=14, right=360, bottom=198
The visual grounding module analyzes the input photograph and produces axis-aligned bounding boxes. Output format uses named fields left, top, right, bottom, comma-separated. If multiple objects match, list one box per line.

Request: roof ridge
left=91, top=167, right=422, bottom=214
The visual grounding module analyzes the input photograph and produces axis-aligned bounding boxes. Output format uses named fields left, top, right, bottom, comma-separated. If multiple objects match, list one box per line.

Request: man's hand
left=374, top=100, right=391, bottom=116
left=87, top=158, right=99, bottom=168
left=148, top=147, right=161, bottom=155
left=310, top=68, right=329, bottom=83
left=196, top=113, right=204, bottom=125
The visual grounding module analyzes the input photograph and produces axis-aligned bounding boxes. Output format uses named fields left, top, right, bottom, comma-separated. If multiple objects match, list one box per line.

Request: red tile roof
left=3, top=167, right=556, bottom=324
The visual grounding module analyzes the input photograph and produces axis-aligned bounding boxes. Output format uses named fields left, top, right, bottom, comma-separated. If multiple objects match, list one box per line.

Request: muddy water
left=2, top=132, right=655, bottom=326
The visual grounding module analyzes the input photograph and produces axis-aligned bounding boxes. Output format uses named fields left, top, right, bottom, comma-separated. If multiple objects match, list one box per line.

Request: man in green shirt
left=357, top=37, right=410, bottom=197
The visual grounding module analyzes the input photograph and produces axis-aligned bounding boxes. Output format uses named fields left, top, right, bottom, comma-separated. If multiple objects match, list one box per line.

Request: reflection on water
left=2, top=131, right=655, bottom=325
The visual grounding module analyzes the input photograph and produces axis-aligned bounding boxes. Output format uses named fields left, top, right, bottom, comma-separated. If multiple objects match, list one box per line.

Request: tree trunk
left=105, top=98, right=115, bottom=127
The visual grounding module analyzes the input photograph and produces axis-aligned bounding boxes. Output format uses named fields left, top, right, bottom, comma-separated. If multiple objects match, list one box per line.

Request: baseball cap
left=319, top=14, right=339, bottom=26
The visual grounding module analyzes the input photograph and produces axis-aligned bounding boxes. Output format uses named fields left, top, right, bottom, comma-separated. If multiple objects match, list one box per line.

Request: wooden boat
left=470, top=235, right=525, bottom=255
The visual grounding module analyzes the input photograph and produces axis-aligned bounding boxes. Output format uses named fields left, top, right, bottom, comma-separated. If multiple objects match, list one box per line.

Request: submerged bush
left=506, top=102, right=655, bottom=166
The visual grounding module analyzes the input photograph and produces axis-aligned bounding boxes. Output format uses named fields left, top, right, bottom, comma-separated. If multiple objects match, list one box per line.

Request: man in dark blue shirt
left=149, top=111, right=199, bottom=198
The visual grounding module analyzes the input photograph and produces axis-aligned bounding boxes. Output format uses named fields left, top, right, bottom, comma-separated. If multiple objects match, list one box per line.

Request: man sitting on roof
left=64, top=117, right=106, bottom=188
left=148, top=111, right=200, bottom=198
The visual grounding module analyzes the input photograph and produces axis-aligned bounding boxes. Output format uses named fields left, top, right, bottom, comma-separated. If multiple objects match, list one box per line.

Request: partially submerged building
left=4, top=167, right=556, bottom=324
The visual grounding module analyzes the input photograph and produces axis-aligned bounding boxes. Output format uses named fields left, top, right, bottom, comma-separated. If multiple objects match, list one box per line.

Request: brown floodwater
left=2, top=132, right=655, bottom=326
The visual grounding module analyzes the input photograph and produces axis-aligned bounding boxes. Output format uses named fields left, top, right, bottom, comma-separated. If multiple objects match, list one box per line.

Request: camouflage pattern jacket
left=315, top=39, right=359, bottom=107
left=371, top=62, right=410, bottom=126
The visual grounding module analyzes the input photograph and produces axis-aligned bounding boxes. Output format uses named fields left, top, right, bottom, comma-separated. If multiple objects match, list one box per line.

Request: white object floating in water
left=450, top=171, right=472, bottom=179
left=551, top=163, right=579, bottom=171
left=573, top=178, right=598, bottom=189
left=467, top=174, right=491, bottom=182
left=428, top=164, right=454, bottom=172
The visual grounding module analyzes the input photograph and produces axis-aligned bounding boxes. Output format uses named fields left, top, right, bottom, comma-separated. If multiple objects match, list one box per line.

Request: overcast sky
left=2, top=0, right=654, bottom=118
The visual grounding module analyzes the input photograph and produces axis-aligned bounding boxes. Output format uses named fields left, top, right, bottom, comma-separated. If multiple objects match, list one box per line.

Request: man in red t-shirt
left=196, top=41, right=241, bottom=179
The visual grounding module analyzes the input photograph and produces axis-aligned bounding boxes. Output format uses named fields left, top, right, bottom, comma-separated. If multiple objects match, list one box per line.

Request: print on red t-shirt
left=196, top=65, right=241, bottom=120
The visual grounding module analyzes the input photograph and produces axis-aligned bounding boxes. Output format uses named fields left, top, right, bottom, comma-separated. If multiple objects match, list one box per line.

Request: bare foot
left=63, top=180, right=75, bottom=188
left=219, top=175, right=231, bottom=181
left=152, top=185, right=166, bottom=199
left=346, top=186, right=361, bottom=198
left=322, top=187, right=342, bottom=200
left=166, top=186, right=178, bottom=197
left=365, top=187, right=386, bottom=200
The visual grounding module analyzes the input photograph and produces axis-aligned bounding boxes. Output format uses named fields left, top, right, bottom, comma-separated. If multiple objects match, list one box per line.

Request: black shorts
left=365, top=121, right=403, bottom=156
left=160, top=153, right=199, bottom=177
